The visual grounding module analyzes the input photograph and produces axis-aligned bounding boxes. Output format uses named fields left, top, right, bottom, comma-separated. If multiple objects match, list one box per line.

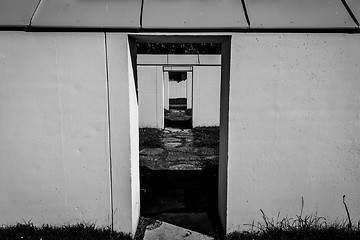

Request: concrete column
left=138, top=66, right=164, bottom=128
left=164, top=71, right=169, bottom=110
left=106, top=33, right=139, bottom=235
left=156, top=66, right=164, bottom=128
left=186, top=72, right=193, bottom=109
left=193, top=66, right=221, bottom=127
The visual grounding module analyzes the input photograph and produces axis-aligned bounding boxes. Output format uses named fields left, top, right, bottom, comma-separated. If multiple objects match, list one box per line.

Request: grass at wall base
left=1, top=213, right=358, bottom=240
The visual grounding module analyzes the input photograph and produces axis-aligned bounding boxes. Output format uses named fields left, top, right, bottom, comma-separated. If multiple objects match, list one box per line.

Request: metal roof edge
left=0, top=27, right=359, bottom=34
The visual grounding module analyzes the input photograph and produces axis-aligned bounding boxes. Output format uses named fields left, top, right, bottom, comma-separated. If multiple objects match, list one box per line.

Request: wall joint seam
left=104, top=32, right=114, bottom=231
left=29, top=0, right=43, bottom=27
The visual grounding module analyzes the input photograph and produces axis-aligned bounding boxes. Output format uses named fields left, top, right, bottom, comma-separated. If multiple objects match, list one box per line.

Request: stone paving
left=140, top=127, right=219, bottom=171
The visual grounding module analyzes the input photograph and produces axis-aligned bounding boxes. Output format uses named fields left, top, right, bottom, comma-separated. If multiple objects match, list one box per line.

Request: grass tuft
left=0, top=222, right=132, bottom=240
left=226, top=211, right=360, bottom=240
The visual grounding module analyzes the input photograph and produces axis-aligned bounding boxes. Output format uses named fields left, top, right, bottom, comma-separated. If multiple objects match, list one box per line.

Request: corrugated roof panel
left=345, top=0, right=360, bottom=26
left=31, top=0, right=141, bottom=28
left=0, top=0, right=40, bottom=26
left=142, top=0, right=248, bottom=29
left=244, top=0, right=356, bottom=29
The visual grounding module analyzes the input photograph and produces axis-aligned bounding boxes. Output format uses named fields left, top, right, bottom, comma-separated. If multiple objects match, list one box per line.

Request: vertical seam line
left=104, top=32, right=114, bottom=231
left=241, top=0, right=251, bottom=28
left=29, top=0, right=42, bottom=26
left=341, top=0, right=360, bottom=27
left=140, top=0, right=145, bottom=28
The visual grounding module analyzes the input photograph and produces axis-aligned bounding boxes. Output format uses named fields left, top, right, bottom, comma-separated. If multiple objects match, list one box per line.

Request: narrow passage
left=139, top=118, right=220, bottom=238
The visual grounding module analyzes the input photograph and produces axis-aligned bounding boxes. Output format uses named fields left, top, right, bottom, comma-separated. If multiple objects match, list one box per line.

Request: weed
left=226, top=198, right=360, bottom=240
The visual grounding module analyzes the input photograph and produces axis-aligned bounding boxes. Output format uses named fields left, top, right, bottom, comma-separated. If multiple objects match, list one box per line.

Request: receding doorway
left=165, top=70, right=192, bottom=129
left=133, top=36, right=230, bottom=237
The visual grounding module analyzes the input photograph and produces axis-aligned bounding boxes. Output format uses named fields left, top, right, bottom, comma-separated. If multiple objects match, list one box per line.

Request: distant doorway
left=165, top=69, right=193, bottom=128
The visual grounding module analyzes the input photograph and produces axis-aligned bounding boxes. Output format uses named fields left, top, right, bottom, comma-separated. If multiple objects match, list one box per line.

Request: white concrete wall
left=226, top=33, right=360, bottom=232
left=193, top=66, right=221, bottom=127
left=169, top=80, right=186, bottom=99
left=164, top=72, right=169, bottom=110
left=186, top=72, right=193, bottom=109
left=0, top=32, right=139, bottom=235
left=0, top=32, right=111, bottom=226
left=138, top=66, right=164, bottom=128
left=106, top=34, right=140, bottom=234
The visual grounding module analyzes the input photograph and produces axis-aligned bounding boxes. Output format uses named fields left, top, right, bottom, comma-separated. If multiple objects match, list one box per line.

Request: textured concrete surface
left=143, top=221, right=213, bottom=240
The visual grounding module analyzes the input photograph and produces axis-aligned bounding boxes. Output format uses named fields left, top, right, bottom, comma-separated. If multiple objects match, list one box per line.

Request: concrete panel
left=218, top=38, right=231, bottom=231
left=186, top=72, right=193, bottom=109
left=169, top=81, right=187, bottom=99
left=164, top=72, right=170, bottom=110
left=106, top=34, right=140, bottom=234
left=137, top=54, right=168, bottom=65
left=0, top=0, right=40, bottom=26
left=168, top=55, right=199, bottom=65
left=142, top=0, right=248, bottom=29
left=227, top=33, right=360, bottom=232
left=193, top=66, right=221, bottom=127
left=0, top=32, right=111, bottom=226
left=244, top=0, right=356, bottom=28
left=32, top=0, right=141, bottom=28
left=199, top=55, right=221, bottom=65
left=138, top=66, right=164, bottom=128
left=170, top=66, right=193, bottom=71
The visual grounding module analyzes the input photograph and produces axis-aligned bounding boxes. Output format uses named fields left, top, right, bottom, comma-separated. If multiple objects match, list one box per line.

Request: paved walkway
left=139, top=126, right=220, bottom=239
left=140, top=127, right=218, bottom=171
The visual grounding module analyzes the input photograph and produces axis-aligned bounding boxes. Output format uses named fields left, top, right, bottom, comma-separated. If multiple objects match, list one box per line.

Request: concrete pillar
left=164, top=71, right=169, bottom=110
left=106, top=33, right=139, bottom=235
left=138, top=66, right=164, bottom=128
left=186, top=72, right=193, bottom=109
left=193, top=66, right=221, bottom=127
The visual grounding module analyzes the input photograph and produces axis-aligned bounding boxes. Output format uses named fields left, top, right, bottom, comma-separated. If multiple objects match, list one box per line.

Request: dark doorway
left=134, top=35, right=230, bottom=237
left=165, top=71, right=192, bottom=129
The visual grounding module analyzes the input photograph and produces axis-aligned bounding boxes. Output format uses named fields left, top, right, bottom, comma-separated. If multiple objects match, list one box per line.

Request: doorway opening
left=165, top=70, right=192, bottom=128
left=133, top=35, right=230, bottom=237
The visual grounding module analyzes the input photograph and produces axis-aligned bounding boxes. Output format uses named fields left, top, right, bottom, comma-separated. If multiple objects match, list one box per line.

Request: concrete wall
left=164, top=72, right=169, bottom=110
left=138, top=66, right=164, bottom=128
left=1, top=31, right=360, bottom=236
left=169, top=80, right=186, bottom=99
left=0, top=32, right=139, bottom=235
left=226, top=33, right=360, bottom=232
left=193, top=66, right=221, bottom=127
left=186, top=72, right=193, bottom=108
left=106, top=34, right=140, bottom=234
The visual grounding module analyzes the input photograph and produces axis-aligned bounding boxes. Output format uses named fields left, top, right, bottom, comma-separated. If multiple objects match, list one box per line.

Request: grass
left=193, top=127, right=219, bottom=150
left=225, top=210, right=360, bottom=240
left=4, top=214, right=359, bottom=240
left=139, top=128, right=163, bottom=150
left=0, top=222, right=132, bottom=240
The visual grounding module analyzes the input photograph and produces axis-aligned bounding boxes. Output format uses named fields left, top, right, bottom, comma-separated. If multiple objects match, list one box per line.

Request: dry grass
left=0, top=222, right=132, bottom=240
left=226, top=210, right=360, bottom=240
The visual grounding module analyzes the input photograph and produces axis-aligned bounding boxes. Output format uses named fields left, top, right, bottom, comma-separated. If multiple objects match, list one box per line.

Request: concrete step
left=143, top=220, right=213, bottom=240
